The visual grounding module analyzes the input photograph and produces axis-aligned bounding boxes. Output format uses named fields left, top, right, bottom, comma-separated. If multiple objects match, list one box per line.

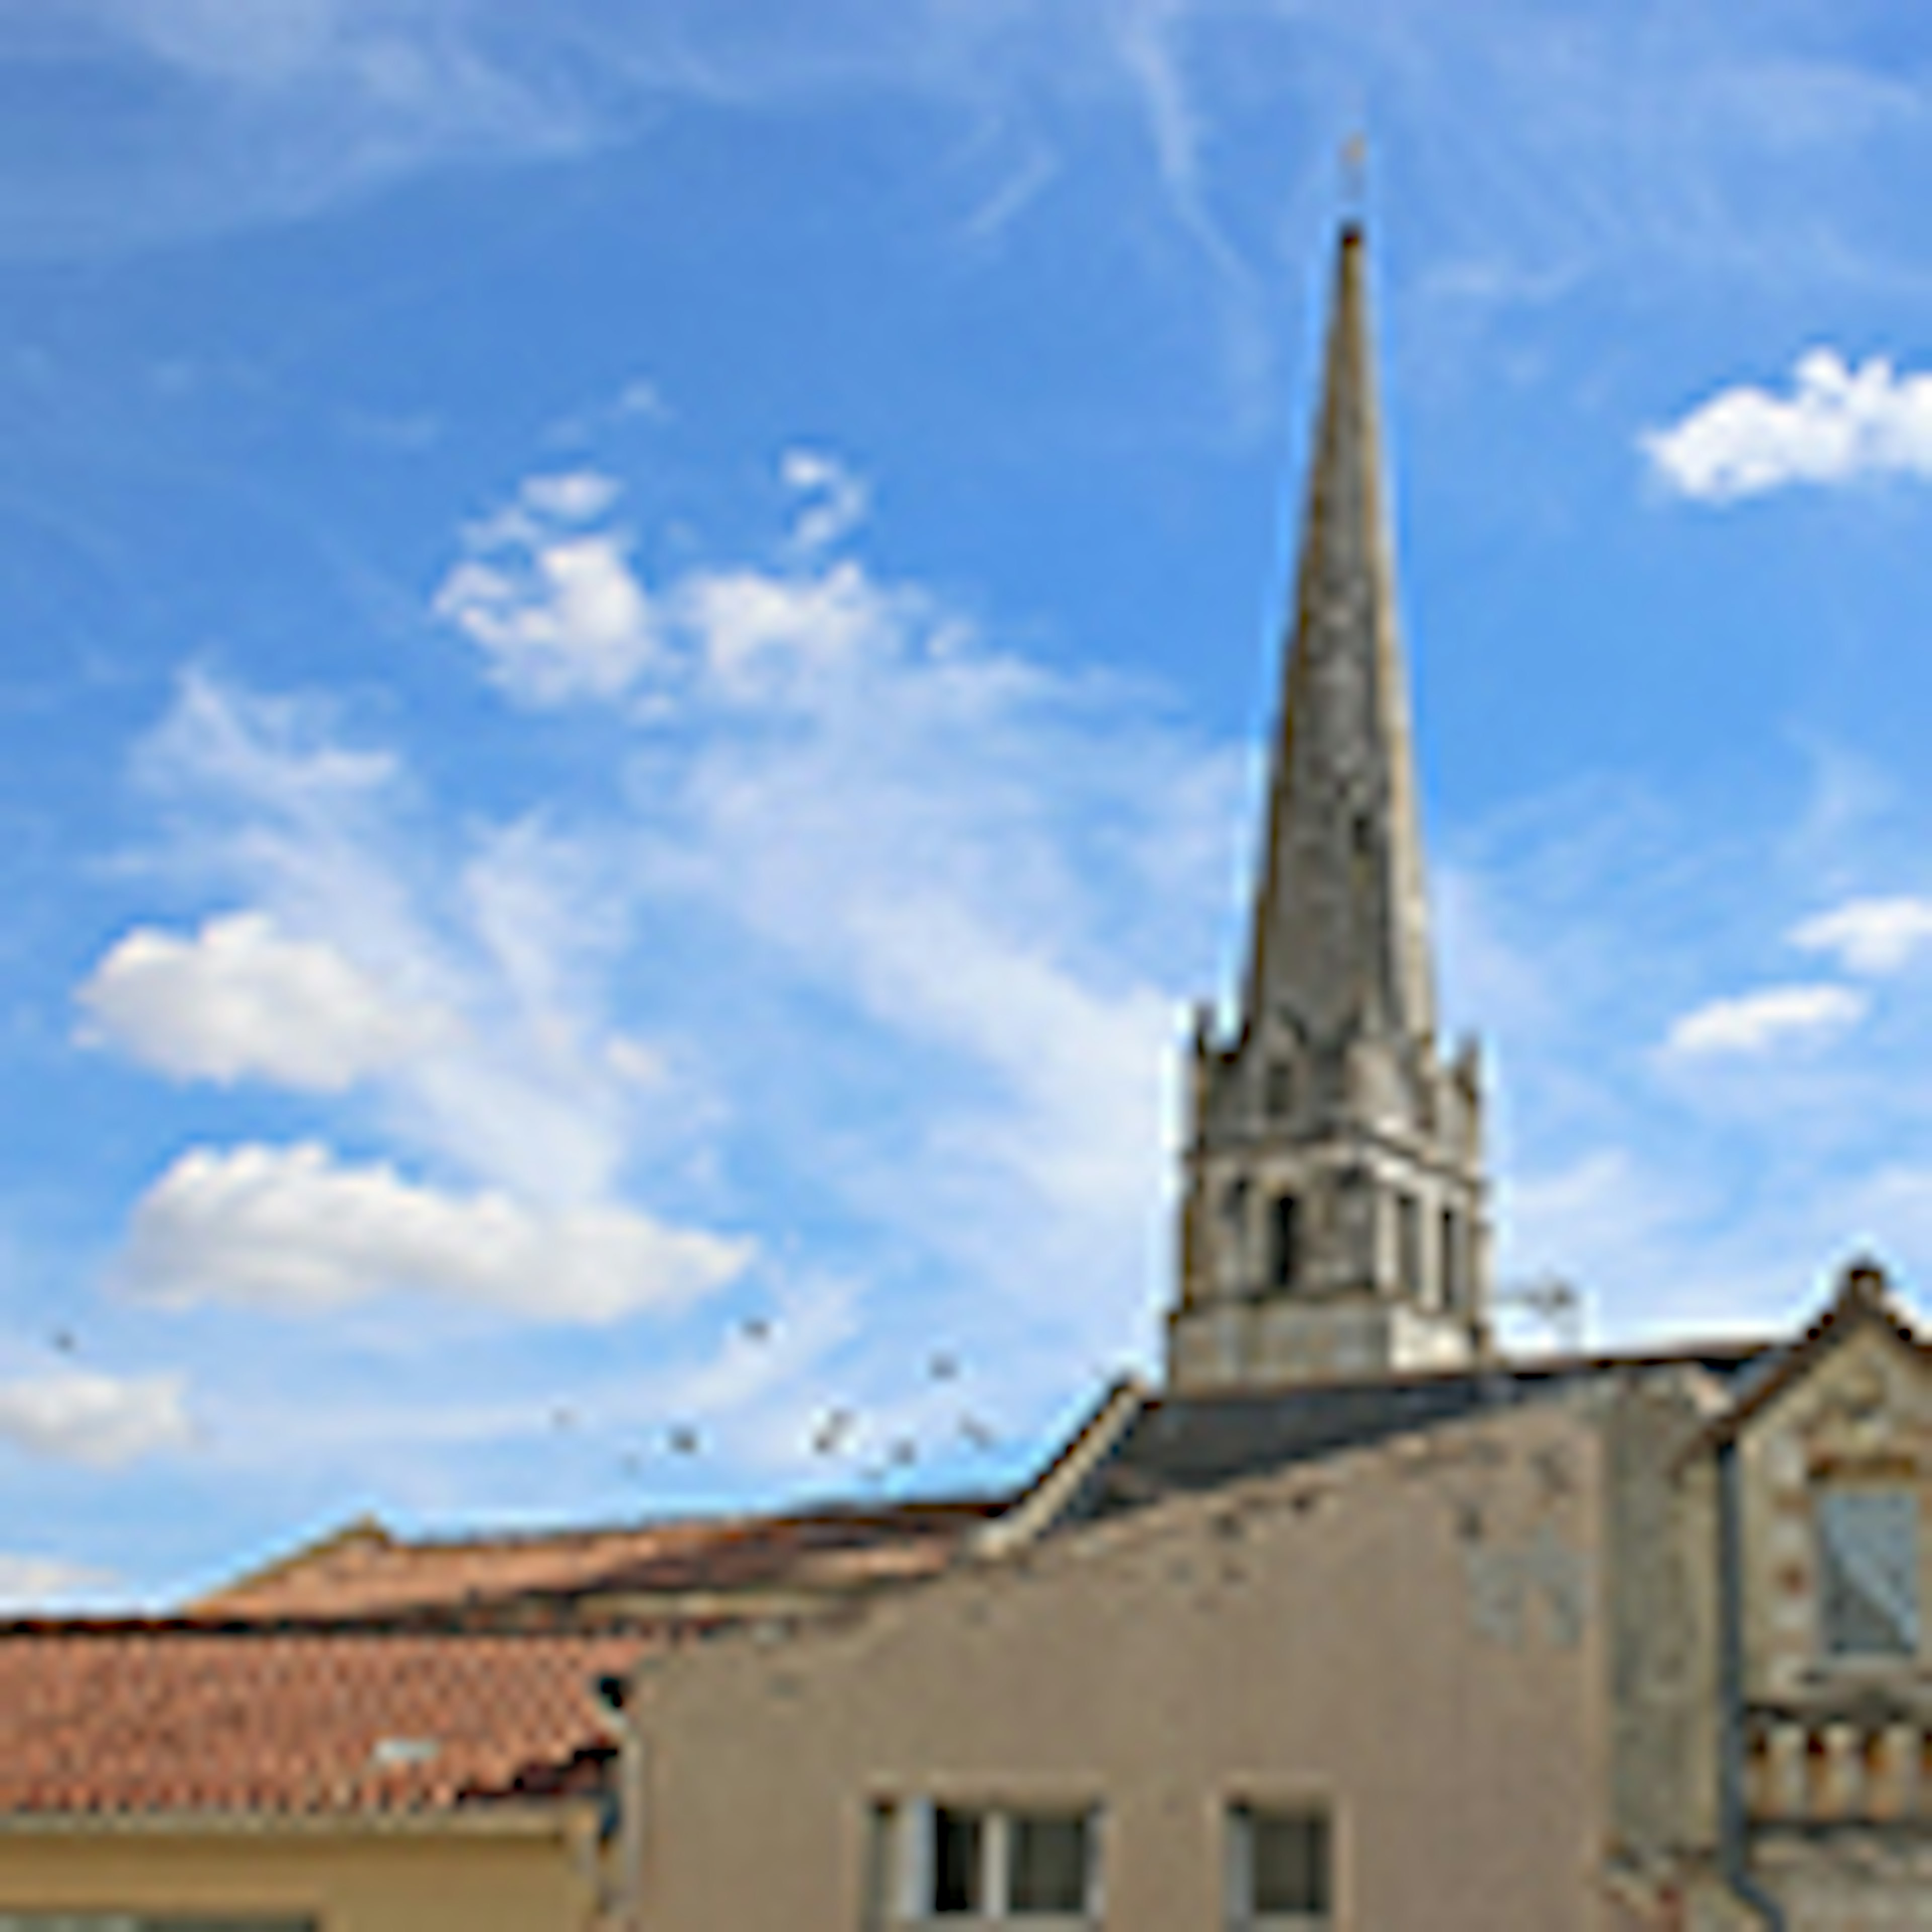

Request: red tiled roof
left=0, top=1628, right=648, bottom=1817
left=188, top=1499, right=1000, bottom=1625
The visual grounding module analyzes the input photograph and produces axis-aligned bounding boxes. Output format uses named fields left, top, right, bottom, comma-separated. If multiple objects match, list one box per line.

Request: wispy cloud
left=1645, top=350, right=1932, bottom=502
left=89, top=452, right=1235, bottom=1496
left=781, top=447, right=870, bottom=557
left=1663, top=982, right=1867, bottom=1058
left=131, top=670, right=682, bottom=1208
left=1791, top=894, right=1932, bottom=975
left=0, top=1553, right=118, bottom=1608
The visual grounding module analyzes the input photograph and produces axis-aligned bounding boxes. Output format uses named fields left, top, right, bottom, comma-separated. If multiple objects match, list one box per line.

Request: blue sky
left=9, top=0, right=1932, bottom=1606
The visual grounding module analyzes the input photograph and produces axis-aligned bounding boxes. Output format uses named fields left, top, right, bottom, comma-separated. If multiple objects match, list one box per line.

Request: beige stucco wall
left=0, top=1810, right=603, bottom=1932
left=633, top=1397, right=1614, bottom=1932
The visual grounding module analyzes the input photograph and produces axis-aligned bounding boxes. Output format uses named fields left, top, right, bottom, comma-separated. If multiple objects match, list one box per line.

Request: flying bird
left=958, top=1415, right=997, bottom=1452
left=810, top=1409, right=855, bottom=1456
left=668, top=1425, right=701, bottom=1456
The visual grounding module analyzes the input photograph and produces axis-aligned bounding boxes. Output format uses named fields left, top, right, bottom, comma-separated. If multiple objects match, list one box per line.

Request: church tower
left=1167, top=222, right=1491, bottom=1392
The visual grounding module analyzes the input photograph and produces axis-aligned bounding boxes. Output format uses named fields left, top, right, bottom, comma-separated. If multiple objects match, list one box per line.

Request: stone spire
left=1167, top=222, right=1490, bottom=1394
left=1248, top=223, right=1433, bottom=1050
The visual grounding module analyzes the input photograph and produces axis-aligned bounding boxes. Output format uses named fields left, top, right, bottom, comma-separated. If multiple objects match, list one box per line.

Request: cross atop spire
left=1166, top=220, right=1490, bottom=1394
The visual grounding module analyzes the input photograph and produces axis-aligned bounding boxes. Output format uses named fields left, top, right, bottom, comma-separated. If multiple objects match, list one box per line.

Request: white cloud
left=518, top=468, right=622, bottom=524
left=0, top=1370, right=192, bottom=1469
left=678, top=558, right=915, bottom=708
left=1663, top=981, right=1867, bottom=1057
left=77, top=910, right=449, bottom=1092
left=435, top=534, right=663, bottom=706
left=1644, top=350, right=1932, bottom=502
left=1790, top=895, right=1932, bottom=976
left=0, top=1554, right=118, bottom=1607
left=121, top=1141, right=753, bottom=1324
left=133, top=671, right=699, bottom=1209
left=435, top=470, right=665, bottom=706
left=781, top=447, right=870, bottom=554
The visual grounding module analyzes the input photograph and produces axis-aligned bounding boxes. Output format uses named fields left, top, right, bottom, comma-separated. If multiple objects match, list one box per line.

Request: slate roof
left=191, top=1498, right=1001, bottom=1627
left=1054, top=1342, right=1775, bottom=1527
left=0, top=1627, right=646, bottom=1817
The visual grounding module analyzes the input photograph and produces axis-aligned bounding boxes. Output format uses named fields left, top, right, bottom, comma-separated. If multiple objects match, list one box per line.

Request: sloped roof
left=1696, top=1258, right=1928, bottom=1453
left=1042, top=1342, right=1772, bottom=1530
left=0, top=1627, right=645, bottom=1817
left=189, top=1498, right=1001, bottom=1626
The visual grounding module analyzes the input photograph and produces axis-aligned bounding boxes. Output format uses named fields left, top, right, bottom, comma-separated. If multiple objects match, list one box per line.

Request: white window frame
left=1225, top=1801, right=1333, bottom=1931
left=879, top=1798, right=1102, bottom=1926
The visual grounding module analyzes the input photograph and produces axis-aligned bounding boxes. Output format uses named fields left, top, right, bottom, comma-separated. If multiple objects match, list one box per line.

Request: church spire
left=1167, top=221, right=1490, bottom=1394
left=1247, top=221, right=1434, bottom=1050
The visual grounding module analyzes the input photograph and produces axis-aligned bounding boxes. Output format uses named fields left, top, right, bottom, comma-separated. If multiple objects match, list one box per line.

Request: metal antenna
left=1340, top=131, right=1369, bottom=224
left=1493, top=1274, right=1584, bottom=1356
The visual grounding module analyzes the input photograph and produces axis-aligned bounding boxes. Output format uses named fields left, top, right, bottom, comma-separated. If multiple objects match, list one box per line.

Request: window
left=1269, top=1193, right=1300, bottom=1293
left=934, top=1807, right=987, bottom=1914
left=882, top=1803, right=1100, bottom=1923
left=1228, top=1804, right=1331, bottom=1927
left=1394, top=1190, right=1420, bottom=1299
left=1817, top=1485, right=1920, bottom=1659
left=1008, top=1814, right=1091, bottom=1914
left=1263, top=1059, right=1294, bottom=1120
left=1438, top=1206, right=1461, bottom=1311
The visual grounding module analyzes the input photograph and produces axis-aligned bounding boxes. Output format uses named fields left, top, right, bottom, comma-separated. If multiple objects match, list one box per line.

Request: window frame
left=1225, top=1799, right=1335, bottom=1931
left=1813, top=1478, right=1923, bottom=1665
left=879, top=1799, right=1102, bottom=1926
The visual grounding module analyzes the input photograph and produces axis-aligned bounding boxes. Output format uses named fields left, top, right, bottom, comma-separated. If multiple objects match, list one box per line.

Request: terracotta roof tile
left=189, top=1498, right=1000, bottom=1624
left=0, top=1629, right=648, bottom=1817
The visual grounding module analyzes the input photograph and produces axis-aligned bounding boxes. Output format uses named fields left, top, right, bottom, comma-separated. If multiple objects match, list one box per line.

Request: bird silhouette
left=958, top=1415, right=997, bottom=1451
left=810, top=1409, right=855, bottom=1456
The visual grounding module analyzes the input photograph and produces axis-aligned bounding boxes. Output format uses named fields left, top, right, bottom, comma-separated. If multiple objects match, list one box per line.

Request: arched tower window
left=1269, top=1192, right=1300, bottom=1293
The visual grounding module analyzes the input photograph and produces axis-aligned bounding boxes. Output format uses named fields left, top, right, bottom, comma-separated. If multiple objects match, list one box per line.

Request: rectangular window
left=876, top=1803, right=1099, bottom=1922
left=1395, top=1191, right=1420, bottom=1300
left=1229, top=1803, right=1332, bottom=1927
left=933, top=1807, right=986, bottom=1915
left=1438, top=1206, right=1460, bottom=1311
left=1007, top=1813, right=1090, bottom=1915
left=1818, top=1485, right=1920, bottom=1659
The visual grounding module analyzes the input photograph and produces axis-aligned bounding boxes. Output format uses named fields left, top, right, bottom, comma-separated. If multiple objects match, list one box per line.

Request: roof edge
left=973, top=1377, right=1149, bottom=1560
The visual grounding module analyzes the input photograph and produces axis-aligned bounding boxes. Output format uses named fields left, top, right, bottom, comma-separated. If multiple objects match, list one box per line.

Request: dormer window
left=1817, top=1484, right=1920, bottom=1660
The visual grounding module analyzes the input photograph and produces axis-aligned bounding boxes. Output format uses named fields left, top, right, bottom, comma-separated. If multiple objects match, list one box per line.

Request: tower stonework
left=1167, top=223, right=1491, bottom=1393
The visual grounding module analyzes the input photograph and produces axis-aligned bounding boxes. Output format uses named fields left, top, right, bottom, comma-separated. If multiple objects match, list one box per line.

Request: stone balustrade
left=1746, top=1711, right=1932, bottom=1823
